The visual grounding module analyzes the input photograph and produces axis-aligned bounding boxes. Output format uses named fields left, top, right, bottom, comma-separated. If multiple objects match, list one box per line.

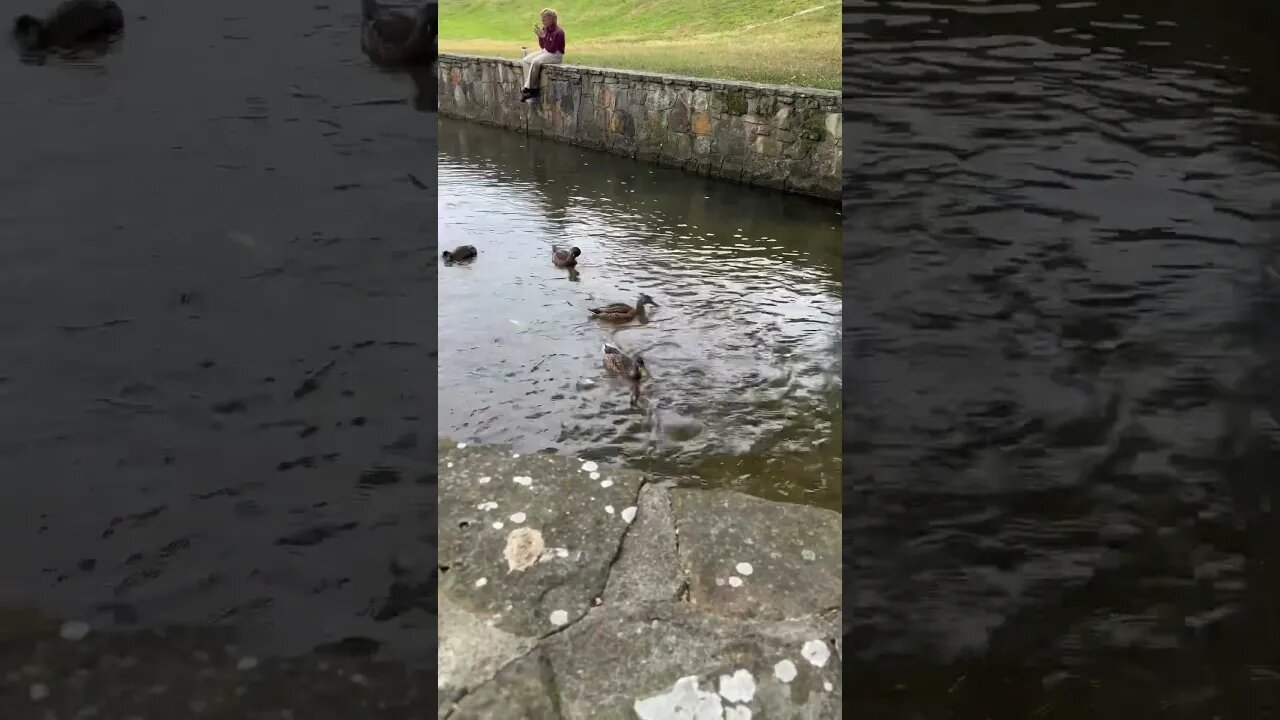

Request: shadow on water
left=0, top=0, right=438, bottom=670
left=438, top=118, right=841, bottom=510
left=846, top=0, right=1280, bottom=716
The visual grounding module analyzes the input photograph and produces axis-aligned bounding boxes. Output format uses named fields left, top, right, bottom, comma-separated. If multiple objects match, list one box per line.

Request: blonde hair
left=541, top=8, right=558, bottom=20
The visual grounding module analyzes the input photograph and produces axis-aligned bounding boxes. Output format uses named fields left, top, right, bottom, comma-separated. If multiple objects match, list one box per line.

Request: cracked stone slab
left=538, top=602, right=841, bottom=719
left=603, top=482, right=682, bottom=605
left=438, top=595, right=536, bottom=706
left=437, top=443, right=646, bottom=690
left=445, top=647, right=561, bottom=720
left=671, top=489, right=840, bottom=620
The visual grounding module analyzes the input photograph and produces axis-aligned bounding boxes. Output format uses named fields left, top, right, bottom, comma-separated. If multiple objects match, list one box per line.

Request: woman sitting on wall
left=519, top=8, right=564, bottom=102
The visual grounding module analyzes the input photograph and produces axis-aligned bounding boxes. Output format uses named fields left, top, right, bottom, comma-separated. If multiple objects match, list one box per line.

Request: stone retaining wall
left=437, top=54, right=841, bottom=200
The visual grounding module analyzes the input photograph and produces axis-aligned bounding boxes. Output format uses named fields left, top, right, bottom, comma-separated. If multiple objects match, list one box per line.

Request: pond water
left=0, top=0, right=437, bottom=665
left=438, top=118, right=842, bottom=510
left=847, top=0, right=1280, bottom=716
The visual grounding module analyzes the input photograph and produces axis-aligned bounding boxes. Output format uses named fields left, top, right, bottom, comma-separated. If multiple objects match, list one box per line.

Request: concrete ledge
left=437, top=54, right=841, bottom=201
left=438, top=440, right=842, bottom=719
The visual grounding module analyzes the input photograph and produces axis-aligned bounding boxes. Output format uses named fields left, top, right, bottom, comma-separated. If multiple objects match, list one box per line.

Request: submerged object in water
left=360, top=0, right=435, bottom=68
left=12, top=0, right=124, bottom=52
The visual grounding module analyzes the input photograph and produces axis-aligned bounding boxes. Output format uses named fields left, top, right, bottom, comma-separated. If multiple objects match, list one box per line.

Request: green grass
left=439, top=1, right=841, bottom=90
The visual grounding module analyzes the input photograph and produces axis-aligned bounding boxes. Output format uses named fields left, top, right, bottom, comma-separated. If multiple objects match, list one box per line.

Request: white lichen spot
left=600, top=479, right=614, bottom=488
left=590, top=472, right=600, bottom=480
left=801, top=549, right=816, bottom=561
left=456, top=442, right=467, bottom=449
left=823, top=681, right=833, bottom=692
left=801, top=639, right=831, bottom=668
left=478, top=476, right=491, bottom=484
left=725, top=706, right=753, bottom=720
left=503, top=527, right=545, bottom=572
left=549, top=609, right=569, bottom=626
left=556, top=547, right=569, bottom=558
left=581, top=460, right=599, bottom=473
left=728, top=576, right=743, bottom=588
left=475, top=577, right=488, bottom=588
left=492, top=521, right=504, bottom=529
left=773, top=659, right=798, bottom=683
left=510, top=512, right=527, bottom=524
left=605, top=505, right=615, bottom=515
left=236, top=656, right=259, bottom=671
left=29, top=683, right=49, bottom=702
left=715, top=577, right=725, bottom=586
left=718, top=668, right=756, bottom=703
left=735, top=562, right=754, bottom=576
left=634, top=675, right=723, bottom=720
left=621, top=506, right=637, bottom=524
left=512, top=453, right=521, bottom=458
left=59, top=620, right=91, bottom=642
left=477, top=501, right=498, bottom=511
left=513, top=475, right=533, bottom=487
left=446, top=462, right=454, bottom=468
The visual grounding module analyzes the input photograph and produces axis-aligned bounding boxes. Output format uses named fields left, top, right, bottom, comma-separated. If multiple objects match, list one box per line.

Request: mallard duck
left=552, top=245, right=581, bottom=268
left=12, top=0, right=123, bottom=52
left=589, top=293, right=658, bottom=322
left=360, top=0, right=435, bottom=68
left=602, top=343, right=645, bottom=402
left=442, top=245, right=477, bottom=262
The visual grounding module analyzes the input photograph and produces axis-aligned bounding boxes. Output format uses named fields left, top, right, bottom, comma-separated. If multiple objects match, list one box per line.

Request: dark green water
left=438, top=118, right=842, bottom=510
left=847, top=0, right=1280, bottom=716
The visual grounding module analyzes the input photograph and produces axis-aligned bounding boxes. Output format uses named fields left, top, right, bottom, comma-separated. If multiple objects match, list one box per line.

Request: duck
left=602, top=342, right=645, bottom=402
left=552, top=245, right=581, bottom=268
left=12, top=0, right=123, bottom=53
left=589, top=293, right=658, bottom=322
left=360, top=0, right=436, bottom=68
left=442, top=245, right=477, bottom=262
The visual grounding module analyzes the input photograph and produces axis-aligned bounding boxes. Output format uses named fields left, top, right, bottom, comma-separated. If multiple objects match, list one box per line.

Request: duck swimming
left=589, top=293, right=658, bottom=323
left=442, top=245, right=477, bottom=262
left=360, top=0, right=436, bottom=68
left=602, top=342, right=645, bottom=403
left=12, top=0, right=123, bottom=53
left=552, top=245, right=581, bottom=268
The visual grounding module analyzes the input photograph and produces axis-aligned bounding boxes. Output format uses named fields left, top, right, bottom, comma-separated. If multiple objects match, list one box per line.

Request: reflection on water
left=0, top=0, right=436, bottom=665
left=438, top=118, right=841, bottom=509
left=846, top=0, right=1280, bottom=715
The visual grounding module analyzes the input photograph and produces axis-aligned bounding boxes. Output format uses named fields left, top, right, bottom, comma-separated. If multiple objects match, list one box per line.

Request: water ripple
left=847, top=0, right=1280, bottom=715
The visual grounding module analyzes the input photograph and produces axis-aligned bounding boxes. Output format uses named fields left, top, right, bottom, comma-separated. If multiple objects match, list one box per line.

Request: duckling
left=360, top=0, right=436, bottom=68
left=602, top=342, right=645, bottom=403
left=589, top=293, right=658, bottom=323
left=552, top=245, right=581, bottom=268
left=12, top=0, right=123, bottom=53
left=442, top=245, right=477, bottom=263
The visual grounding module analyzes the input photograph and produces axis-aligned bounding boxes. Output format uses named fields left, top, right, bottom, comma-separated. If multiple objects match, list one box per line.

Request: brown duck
left=552, top=245, right=581, bottom=268
left=588, top=293, right=658, bottom=322
left=442, top=245, right=477, bottom=262
left=602, top=342, right=645, bottom=403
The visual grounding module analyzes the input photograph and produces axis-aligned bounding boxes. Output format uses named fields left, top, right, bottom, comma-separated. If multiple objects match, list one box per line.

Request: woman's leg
left=521, top=50, right=551, bottom=90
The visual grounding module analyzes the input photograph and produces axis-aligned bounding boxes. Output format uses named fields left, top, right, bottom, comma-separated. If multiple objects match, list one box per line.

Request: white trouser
left=520, top=50, right=563, bottom=89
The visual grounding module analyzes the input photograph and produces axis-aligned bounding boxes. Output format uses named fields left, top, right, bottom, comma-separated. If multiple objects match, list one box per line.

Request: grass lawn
left=439, top=1, right=841, bottom=90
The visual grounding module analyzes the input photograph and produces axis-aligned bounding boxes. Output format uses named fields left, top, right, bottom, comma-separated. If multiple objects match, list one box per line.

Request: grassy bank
left=439, top=1, right=840, bottom=90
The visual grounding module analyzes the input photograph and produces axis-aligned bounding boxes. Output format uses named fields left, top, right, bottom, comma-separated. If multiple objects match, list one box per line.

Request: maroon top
left=538, top=25, right=566, bottom=55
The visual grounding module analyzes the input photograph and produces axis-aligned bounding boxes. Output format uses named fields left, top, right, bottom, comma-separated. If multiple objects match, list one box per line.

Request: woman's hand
left=534, top=25, right=545, bottom=38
